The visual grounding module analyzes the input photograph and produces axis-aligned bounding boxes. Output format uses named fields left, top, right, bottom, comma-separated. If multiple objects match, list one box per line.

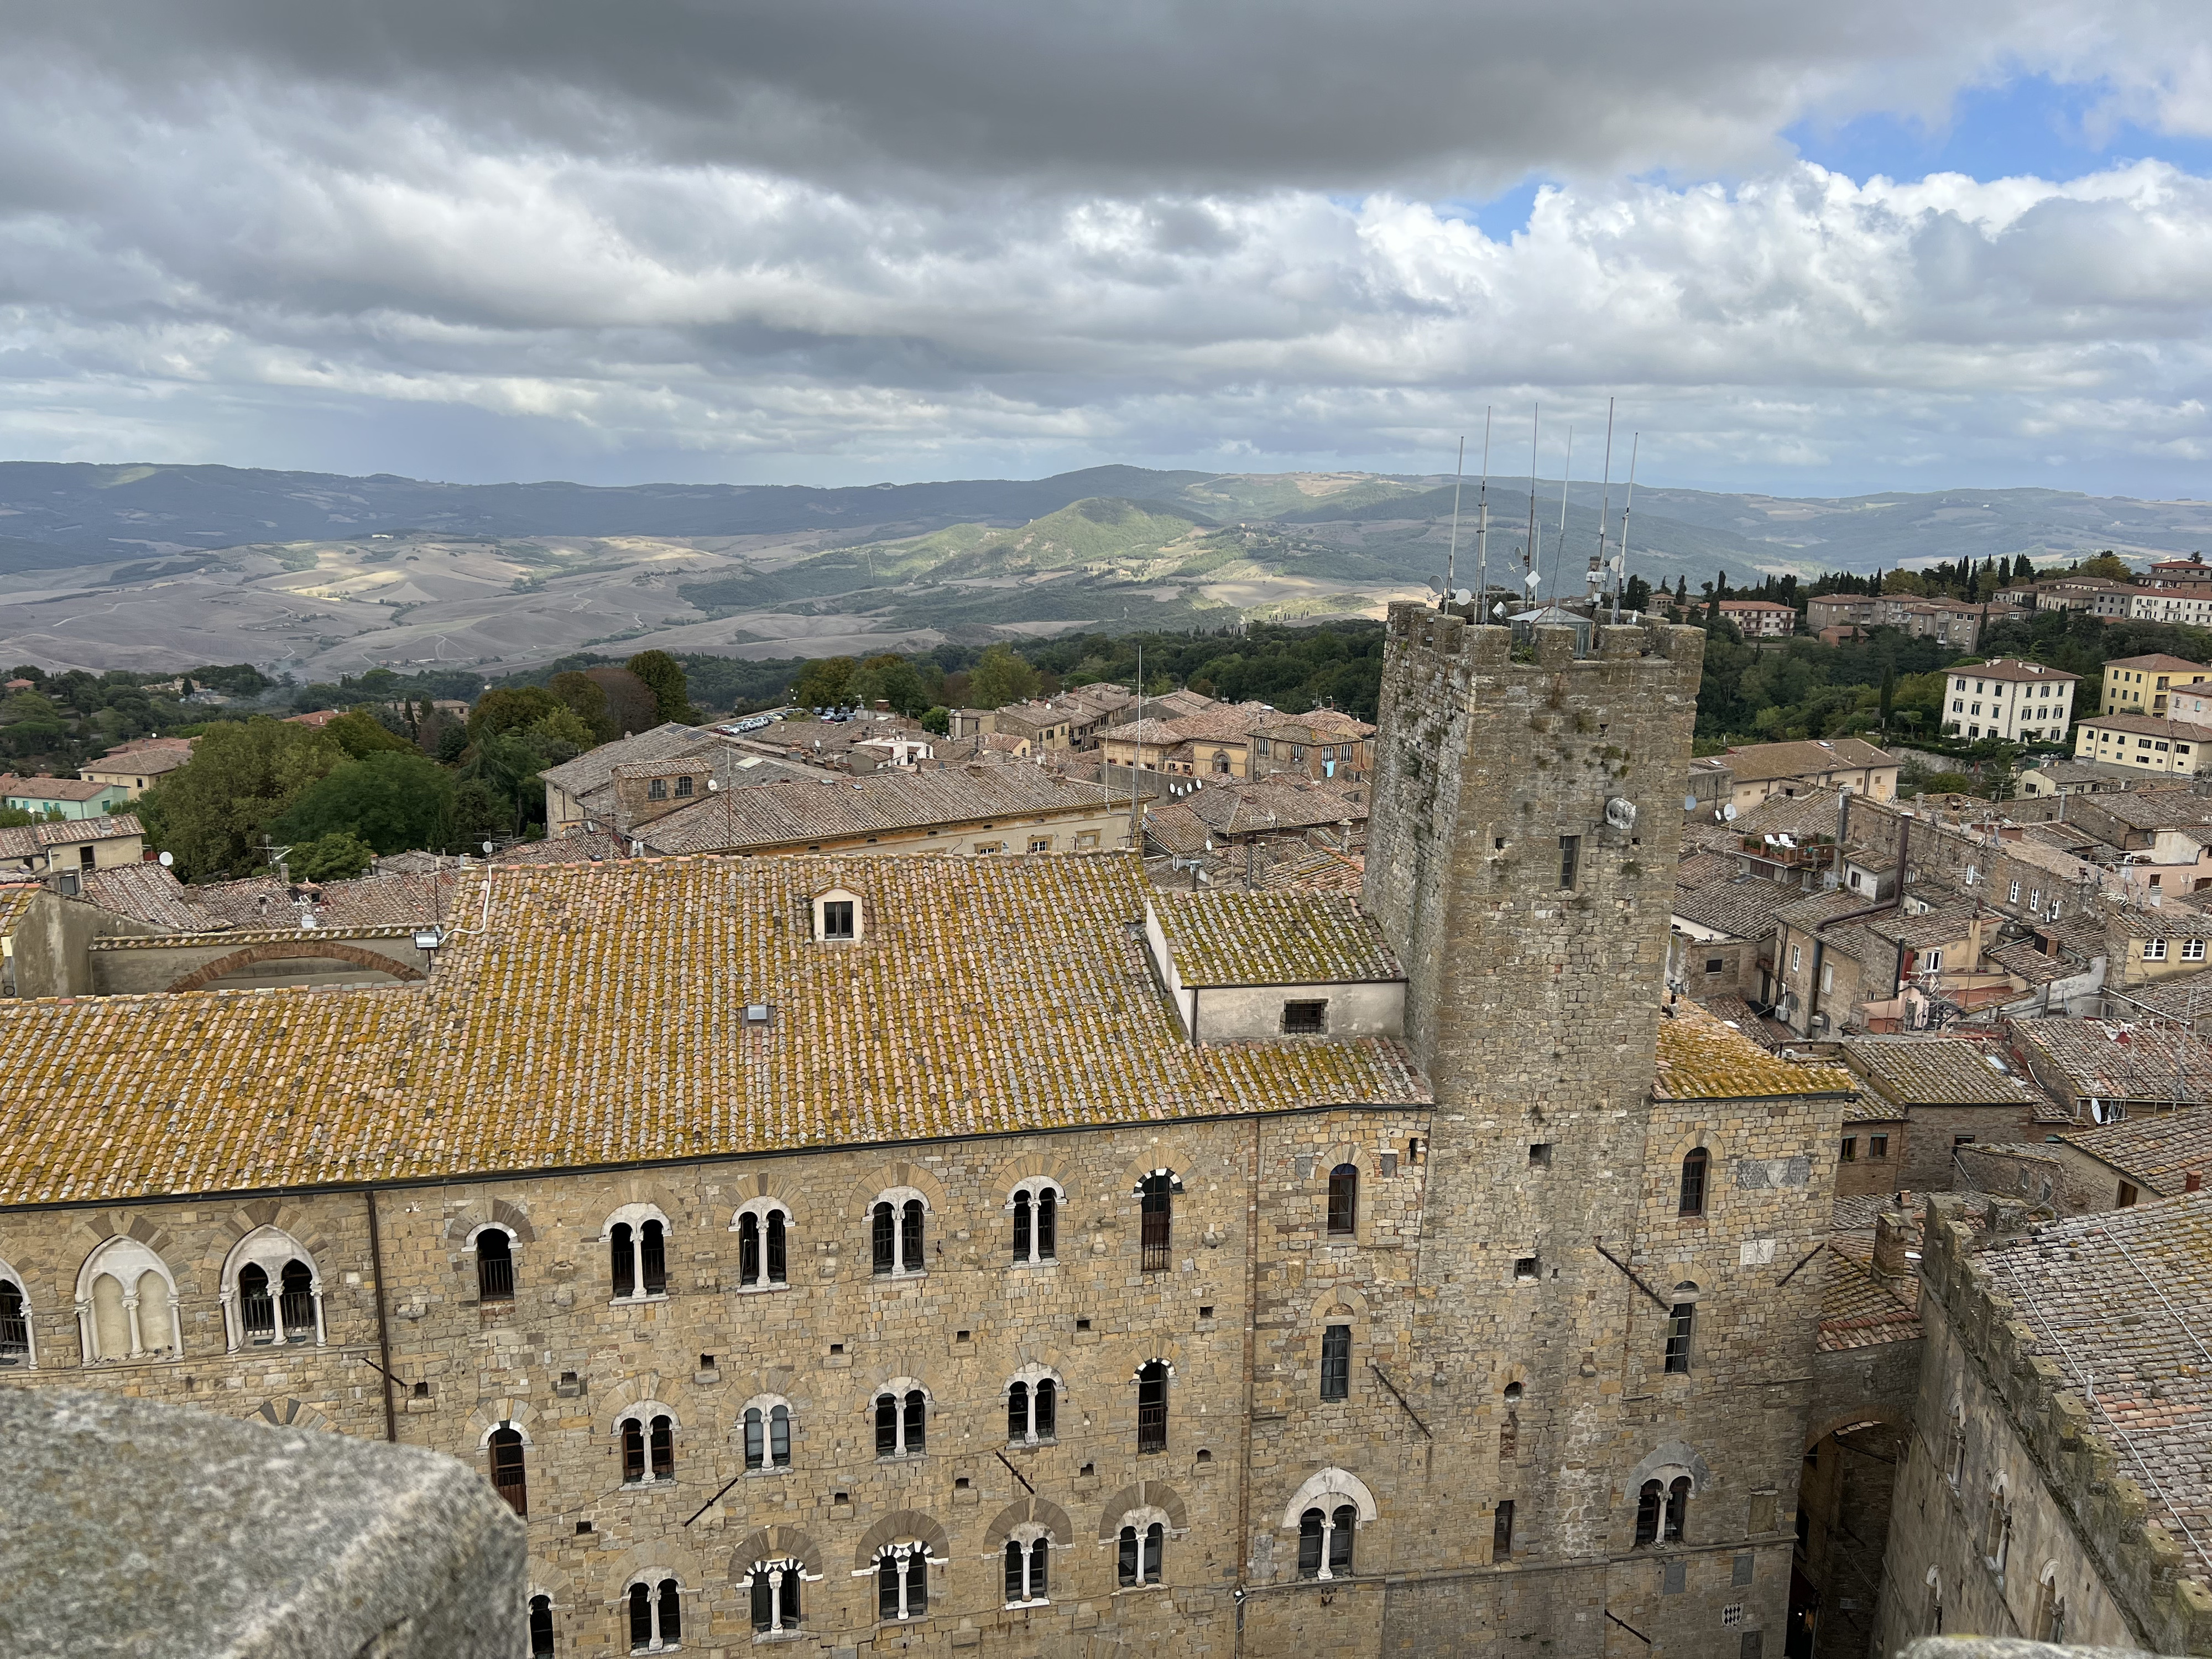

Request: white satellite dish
left=482, top=841, right=494, bottom=854
left=1722, top=804, right=1738, bottom=821
left=1453, top=588, right=1473, bottom=607
left=157, top=850, right=174, bottom=868
left=1682, top=794, right=1699, bottom=812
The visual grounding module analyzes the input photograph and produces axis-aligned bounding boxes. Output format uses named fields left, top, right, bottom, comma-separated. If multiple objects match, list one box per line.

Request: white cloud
left=4, top=3, right=2212, bottom=489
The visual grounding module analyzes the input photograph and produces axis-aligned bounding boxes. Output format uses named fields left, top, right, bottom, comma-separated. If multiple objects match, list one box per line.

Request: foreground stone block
left=0, top=1386, right=525, bottom=1658
left=1902, top=1639, right=2190, bottom=1658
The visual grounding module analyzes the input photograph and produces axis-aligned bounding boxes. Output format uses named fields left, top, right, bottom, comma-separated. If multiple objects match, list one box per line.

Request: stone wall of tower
left=1357, top=605, right=1844, bottom=1655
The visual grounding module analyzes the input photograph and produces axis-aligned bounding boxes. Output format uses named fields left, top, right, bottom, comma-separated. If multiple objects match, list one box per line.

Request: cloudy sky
left=4, top=1, right=2212, bottom=495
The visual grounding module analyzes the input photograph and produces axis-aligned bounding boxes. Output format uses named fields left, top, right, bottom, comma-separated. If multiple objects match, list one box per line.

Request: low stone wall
left=0, top=1385, right=524, bottom=1657
left=88, top=924, right=432, bottom=994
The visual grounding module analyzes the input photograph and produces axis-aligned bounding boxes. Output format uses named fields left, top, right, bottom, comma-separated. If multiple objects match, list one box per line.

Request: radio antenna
left=1593, top=398, right=1615, bottom=621
left=1523, top=403, right=1541, bottom=615
left=1473, top=408, right=1493, bottom=620
left=1612, top=432, right=1640, bottom=624
left=1542, top=425, right=1573, bottom=611
left=1443, top=435, right=1465, bottom=609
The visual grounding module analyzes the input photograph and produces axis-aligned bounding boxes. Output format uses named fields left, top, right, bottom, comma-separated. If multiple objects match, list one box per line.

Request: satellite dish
left=1682, top=794, right=1699, bottom=813
left=1722, top=804, right=1738, bottom=821
left=1453, top=588, right=1473, bottom=606
left=1490, top=601, right=1506, bottom=619
left=482, top=841, right=494, bottom=854
left=157, top=850, right=174, bottom=868
left=1524, top=571, right=1542, bottom=589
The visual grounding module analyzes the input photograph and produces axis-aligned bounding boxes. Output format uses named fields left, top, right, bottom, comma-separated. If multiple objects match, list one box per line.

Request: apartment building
left=1939, top=659, right=2078, bottom=743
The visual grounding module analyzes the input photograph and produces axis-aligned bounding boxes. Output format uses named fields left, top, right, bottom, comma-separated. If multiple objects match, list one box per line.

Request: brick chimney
left=1871, top=1207, right=1912, bottom=1280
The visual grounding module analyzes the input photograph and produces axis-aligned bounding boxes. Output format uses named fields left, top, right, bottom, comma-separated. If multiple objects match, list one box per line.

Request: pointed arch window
left=220, top=1228, right=324, bottom=1352
left=79, top=1237, right=181, bottom=1363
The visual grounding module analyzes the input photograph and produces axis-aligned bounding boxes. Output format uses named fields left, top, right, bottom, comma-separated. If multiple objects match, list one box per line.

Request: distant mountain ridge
left=1, top=460, right=2207, bottom=580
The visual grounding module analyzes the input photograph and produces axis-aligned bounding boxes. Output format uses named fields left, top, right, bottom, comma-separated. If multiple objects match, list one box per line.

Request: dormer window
left=675, top=775, right=695, bottom=799
left=813, top=888, right=862, bottom=942
left=648, top=778, right=668, bottom=800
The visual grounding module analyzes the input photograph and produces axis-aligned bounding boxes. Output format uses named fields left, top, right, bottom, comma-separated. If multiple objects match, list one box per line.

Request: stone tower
left=1361, top=607, right=1824, bottom=1654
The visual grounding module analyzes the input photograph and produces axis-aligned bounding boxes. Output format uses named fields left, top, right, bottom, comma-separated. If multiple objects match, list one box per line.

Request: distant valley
left=2, top=461, right=2208, bottom=677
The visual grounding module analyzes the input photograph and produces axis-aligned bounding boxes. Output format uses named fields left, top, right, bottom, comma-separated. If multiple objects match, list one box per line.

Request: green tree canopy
left=270, top=750, right=457, bottom=856
left=138, top=718, right=348, bottom=880
left=583, top=666, right=659, bottom=735
left=791, top=656, right=857, bottom=708
left=849, top=653, right=930, bottom=717
left=469, top=685, right=565, bottom=737
left=288, top=830, right=374, bottom=883
left=626, top=650, right=701, bottom=724
left=549, top=671, right=614, bottom=743
left=969, top=643, right=1043, bottom=708
left=325, top=709, right=415, bottom=759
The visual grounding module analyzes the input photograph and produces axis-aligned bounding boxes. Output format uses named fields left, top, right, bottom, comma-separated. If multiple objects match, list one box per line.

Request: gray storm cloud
left=2, top=0, right=2210, bottom=489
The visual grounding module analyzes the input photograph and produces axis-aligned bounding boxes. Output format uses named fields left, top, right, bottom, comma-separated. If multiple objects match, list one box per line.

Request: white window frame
left=860, top=1540, right=945, bottom=1622
left=739, top=1392, right=795, bottom=1472
left=613, top=1400, right=682, bottom=1486
left=728, top=1198, right=794, bottom=1290
left=873, top=1378, right=932, bottom=1459
left=1005, top=1363, right=1066, bottom=1446
left=2146, top=938, right=2169, bottom=961
left=619, top=1573, right=687, bottom=1654
left=76, top=1237, right=182, bottom=1363
left=601, top=1203, right=675, bottom=1305
left=1007, top=1177, right=1066, bottom=1265
left=0, top=1256, right=38, bottom=1369
left=1000, top=1521, right=1057, bottom=1608
left=871, top=1186, right=931, bottom=1277
left=218, top=1226, right=327, bottom=1353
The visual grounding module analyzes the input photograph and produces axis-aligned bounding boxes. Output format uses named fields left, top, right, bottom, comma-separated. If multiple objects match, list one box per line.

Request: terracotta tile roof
left=82, top=748, right=191, bottom=779
left=1957, top=658, right=2081, bottom=685
left=1987, top=938, right=2077, bottom=988
left=2112, top=968, right=2212, bottom=1025
left=1674, top=851, right=1739, bottom=888
left=635, top=765, right=1120, bottom=854
left=2056, top=1113, right=2212, bottom=1196
left=1730, top=786, right=1847, bottom=841
left=0, top=774, right=120, bottom=804
left=1695, top=994, right=1782, bottom=1050
left=2077, top=711, right=2212, bottom=744
left=1154, top=891, right=1400, bottom=986
left=2015, top=1018, right=2212, bottom=1107
left=1720, top=738, right=1895, bottom=784
left=0, top=854, right=1427, bottom=1207
left=1976, top=1194, right=2212, bottom=1587
left=1673, top=874, right=1795, bottom=941
left=0, top=883, right=39, bottom=939
left=1818, top=1242, right=1921, bottom=1352
left=1840, top=1036, right=2046, bottom=1108
left=183, top=870, right=465, bottom=932
left=1651, top=1001, right=1854, bottom=1100
left=2072, top=789, right=2212, bottom=831
left=2106, top=654, right=2211, bottom=674
left=80, top=865, right=221, bottom=931
left=1179, top=780, right=1367, bottom=839
left=492, top=831, right=625, bottom=866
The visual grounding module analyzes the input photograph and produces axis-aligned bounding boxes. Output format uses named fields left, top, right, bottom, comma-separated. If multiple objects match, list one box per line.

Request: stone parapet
left=1918, top=1196, right=2212, bottom=1654
left=0, top=1385, right=525, bottom=1657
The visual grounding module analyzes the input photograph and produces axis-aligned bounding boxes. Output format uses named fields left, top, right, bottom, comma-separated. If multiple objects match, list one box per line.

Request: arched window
left=1009, top=1179, right=1062, bottom=1264
left=625, top=1578, right=682, bottom=1652
left=528, top=1593, right=555, bottom=1657
left=1326, top=1164, right=1358, bottom=1235
left=1678, top=1148, right=1709, bottom=1216
left=79, top=1237, right=181, bottom=1363
left=2036, top=1565, right=2066, bottom=1641
left=1005, top=1371, right=1060, bottom=1444
left=1947, top=1402, right=1968, bottom=1489
left=1003, top=1523, right=1053, bottom=1605
left=1663, top=1293, right=1695, bottom=1374
left=1320, top=1325, right=1350, bottom=1401
left=1117, top=1521, right=1165, bottom=1587
left=1499, top=1380, right=1521, bottom=1463
left=1296, top=1505, right=1359, bottom=1578
left=1635, top=1480, right=1662, bottom=1546
left=219, top=1227, right=324, bottom=1352
left=605, top=1207, right=670, bottom=1301
left=732, top=1201, right=791, bottom=1290
left=1984, top=1485, right=2012, bottom=1572
left=744, top=1558, right=806, bottom=1634
left=1924, top=1567, right=1943, bottom=1634
left=871, top=1191, right=927, bottom=1276
left=1666, top=1477, right=1689, bottom=1542
left=1139, top=1172, right=1175, bottom=1272
left=1136, top=1360, right=1168, bottom=1453
left=488, top=1427, right=528, bottom=1515
left=744, top=1398, right=794, bottom=1470
left=476, top=1229, right=514, bottom=1303
left=615, top=1404, right=678, bottom=1483
left=0, top=1272, right=28, bottom=1366
left=875, top=1386, right=928, bottom=1458
left=874, top=1542, right=931, bottom=1621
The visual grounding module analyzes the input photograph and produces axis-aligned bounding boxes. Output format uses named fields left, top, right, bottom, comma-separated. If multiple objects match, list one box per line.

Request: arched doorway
left=1790, top=1417, right=1907, bottom=1659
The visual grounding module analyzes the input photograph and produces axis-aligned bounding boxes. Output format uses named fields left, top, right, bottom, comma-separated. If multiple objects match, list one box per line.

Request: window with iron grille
left=1139, top=1173, right=1173, bottom=1271
left=489, top=1427, right=528, bottom=1516
left=0, top=1277, right=27, bottom=1363
left=1664, top=1302, right=1695, bottom=1374
left=1678, top=1149, right=1709, bottom=1216
left=1281, top=999, right=1328, bottom=1034
left=1559, top=834, right=1581, bottom=889
left=475, top=1230, right=514, bottom=1302
left=1493, top=1500, right=1514, bottom=1556
left=1136, top=1361, right=1168, bottom=1453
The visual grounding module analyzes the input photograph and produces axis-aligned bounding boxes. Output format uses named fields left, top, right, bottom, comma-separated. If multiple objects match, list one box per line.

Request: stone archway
left=1793, top=1413, right=1909, bottom=1659
left=166, top=941, right=426, bottom=993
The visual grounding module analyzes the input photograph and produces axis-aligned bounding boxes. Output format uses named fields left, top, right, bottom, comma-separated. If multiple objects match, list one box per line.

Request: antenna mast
left=1593, top=399, right=1615, bottom=618
left=1443, top=435, right=1465, bottom=609
left=1473, top=408, right=1493, bottom=620
left=1612, top=432, right=1640, bottom=624
left=1542, top=425, right=1573, bottom=611
left=1524, top=403, right=1541, bottom=614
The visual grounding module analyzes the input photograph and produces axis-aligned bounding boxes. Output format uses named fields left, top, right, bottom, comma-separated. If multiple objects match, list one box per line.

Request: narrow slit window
left=1320, top=1324, right=1350, bottom=1402
left=1326, top=1164, right=1358, bottom=1235
left=1559, top=834, right=1581, bottom=889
